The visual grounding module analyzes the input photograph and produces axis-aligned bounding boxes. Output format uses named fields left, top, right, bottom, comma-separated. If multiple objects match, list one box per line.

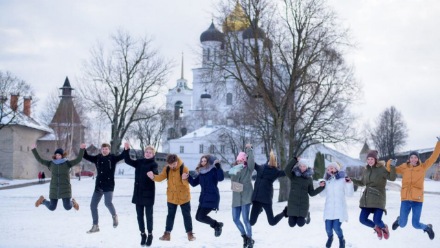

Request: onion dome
left=242, top=19, right=266, bottom=40
left=222, top=3, right=250, bottom=32
left=200, top=21, right=224, bottom=43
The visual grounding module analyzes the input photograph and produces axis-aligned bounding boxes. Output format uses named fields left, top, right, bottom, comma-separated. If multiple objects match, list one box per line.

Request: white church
left=161, top=4, right=364, bottom=170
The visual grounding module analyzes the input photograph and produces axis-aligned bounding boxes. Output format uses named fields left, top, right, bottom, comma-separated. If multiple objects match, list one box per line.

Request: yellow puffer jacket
left=391, top=141, right=440, bottom=202
left=153, top=157, right=191, bottom=205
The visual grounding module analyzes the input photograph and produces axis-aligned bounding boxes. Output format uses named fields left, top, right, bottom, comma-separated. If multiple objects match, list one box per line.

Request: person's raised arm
left=31, top=144, right=51, bottom=167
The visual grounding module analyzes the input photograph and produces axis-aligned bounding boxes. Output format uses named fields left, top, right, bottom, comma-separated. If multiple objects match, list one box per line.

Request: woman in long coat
left=284, top=157, right=325, bottom=228
left=33, top=146, right=84, bottom=211
left=124, top=143, right=158, bottom=246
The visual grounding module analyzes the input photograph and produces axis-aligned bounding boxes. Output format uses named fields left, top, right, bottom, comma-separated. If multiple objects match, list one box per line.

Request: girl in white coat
left=321, top=162, right=354, bottom=248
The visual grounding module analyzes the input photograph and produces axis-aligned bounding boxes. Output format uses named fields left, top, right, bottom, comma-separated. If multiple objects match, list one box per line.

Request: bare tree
left=0, top=71, right=35, bottom=130
left=213, top=0, right=359, bottom=201
left=79, top=29, right=172, bottom=154
left=371, top=106, right=408, bottom=158
left=126, top=109, right=172, bottom=151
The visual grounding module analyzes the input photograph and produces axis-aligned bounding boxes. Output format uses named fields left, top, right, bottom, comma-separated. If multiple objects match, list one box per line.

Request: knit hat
left=297, top=158, right=311, bottom=167
left=236, top=152, right=247, bottom=162
left=409, top=151, right=420, bottom=159
left=367, top=150, right=378, bottom=161
left=326, top=162, right=340, bottom=171
left=54, top=148, right=64, bottom=156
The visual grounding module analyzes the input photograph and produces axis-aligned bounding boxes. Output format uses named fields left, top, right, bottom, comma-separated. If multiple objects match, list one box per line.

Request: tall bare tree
left=214, top=0, right=359, bottom=201
left=0, top=71, right=35, bottom=130
left=371, top=106, right=408, bottom=158
left=126, top=109, right=172, bottom=151
left=79, top=30, right=171, bottom=154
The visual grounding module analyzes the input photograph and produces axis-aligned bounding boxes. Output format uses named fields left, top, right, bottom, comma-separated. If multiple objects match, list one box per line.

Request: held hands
left=146, top=171, right=154, bottom=180
left=345, top=177, right=352, bottom=183
left=182, top=173, right=189, bottom=180
left=390, top=159, right=398, bottom=167
left=319, top=181, right=326, bottom=187
left=124, top=142, right=130, bottom=150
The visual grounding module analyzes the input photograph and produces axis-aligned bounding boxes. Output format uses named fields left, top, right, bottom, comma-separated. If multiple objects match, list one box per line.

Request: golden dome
left=222, top=2, right=250, bottom=32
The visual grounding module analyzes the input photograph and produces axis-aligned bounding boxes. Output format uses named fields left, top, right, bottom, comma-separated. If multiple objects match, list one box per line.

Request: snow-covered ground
left=0, top=174, right=439, bottom=248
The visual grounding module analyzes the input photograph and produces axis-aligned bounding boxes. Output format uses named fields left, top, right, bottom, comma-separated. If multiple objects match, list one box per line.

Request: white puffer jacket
left=321, top=173, right=354, bottom=222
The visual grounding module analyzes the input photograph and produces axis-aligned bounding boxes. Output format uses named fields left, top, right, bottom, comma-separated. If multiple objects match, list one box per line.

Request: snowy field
left=0, top=173, right=439, bottom=248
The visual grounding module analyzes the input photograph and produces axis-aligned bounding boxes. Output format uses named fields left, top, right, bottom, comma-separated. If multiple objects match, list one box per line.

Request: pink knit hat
left=236, top=152, right=247, bottom=162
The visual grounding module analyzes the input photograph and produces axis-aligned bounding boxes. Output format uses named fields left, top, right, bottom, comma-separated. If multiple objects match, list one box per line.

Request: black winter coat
left=285, top=158, right=324, bottom=218
left=123, top=149, right=158, bottom=206
left=252, top=163, right=285, bottom=204
left=83, top=149, right=124, bottom=192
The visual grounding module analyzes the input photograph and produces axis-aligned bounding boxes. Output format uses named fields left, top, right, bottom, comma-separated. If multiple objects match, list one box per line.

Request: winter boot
left=242, top=234, right=248, bottom=248
left=214, top=222, right=224, bottom=237
left=306, top=211, right=311, bottom=224
left=247, top=236, right=255, bottom=248
left=71, top=198, right=79, bottom=210
left=35, top=195, right=45, bottom=207
left=424, top=224, right=435, bottom=240
left=146, top=233, right=153, bottom=246
left=325, top=235, right=333, bottom=248
left=339, top=236, right=345, bottom=248
left=159, top=231, right=170, bottom=241
left=373, top=225, right=383, bottom=240
left=382, top=224, right=390, bottom=240
left=187, top=231, right=196, bottom=241
left=282, top=206, right=288, bottom=218
left=392, top=216, right=400, bottom=230
left=140, top=233, right=147, bottom=246
left=112, top=215, right=118, bottom=228
left=87, top=224, right=100, bottom=234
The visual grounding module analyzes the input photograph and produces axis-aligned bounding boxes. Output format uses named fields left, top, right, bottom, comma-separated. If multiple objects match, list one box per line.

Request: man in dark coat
left=81, top=143, right=125, bottom=234
left=123, top=142, right=158, bottom=247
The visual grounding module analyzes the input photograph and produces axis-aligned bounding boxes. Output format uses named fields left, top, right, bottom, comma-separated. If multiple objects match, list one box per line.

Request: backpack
left=166, top=163, right=185, bottom=180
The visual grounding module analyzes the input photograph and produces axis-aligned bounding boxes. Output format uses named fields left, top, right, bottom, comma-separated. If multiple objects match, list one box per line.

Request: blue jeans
left=43, top=198, right=73, bottom=211
left=90, top=189, right=116, bottom=225
left=398, top=200, right=427, bottom=230
left=325, top=219, right=344, bottom=238
left=359, top=207, right=385, bottom=228
left=232, top=203, right=252, bottom=237
left=165, top=201, right=193, bottom=233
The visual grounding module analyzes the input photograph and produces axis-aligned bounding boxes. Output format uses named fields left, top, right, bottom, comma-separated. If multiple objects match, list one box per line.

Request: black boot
left=214, top=222, right=223, bottom=237
left=242, top=234, right=248, bottom=248
left=339, top=236, right=345, bottom=248
left=392, top=216, right=400, bottom=230
left=283, top=206, right=288, bottom=218
left=424, top=224, right=435, bottom=240
left=325, top=235, right=333, bottom=248
left=146, top=233, right=153, bottom=246
left=247, top=236, right=255, bottom=248
left=140, top=233, right=147, bottom=246
left=306, top=211, right=311, bottom=224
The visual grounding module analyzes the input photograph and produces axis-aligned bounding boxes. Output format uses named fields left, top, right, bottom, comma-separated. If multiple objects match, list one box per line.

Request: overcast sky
left=1, top=0, right=439, bottom=158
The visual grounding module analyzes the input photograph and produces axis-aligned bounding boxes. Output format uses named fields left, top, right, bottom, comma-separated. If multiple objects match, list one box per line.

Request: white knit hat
left=326, top=162, right=341, bottom=170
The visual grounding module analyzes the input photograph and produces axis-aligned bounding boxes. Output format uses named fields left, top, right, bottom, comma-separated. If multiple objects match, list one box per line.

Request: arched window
left=174, top=101, right=183, bottom=120
left=181, top=127, right=187, bottom=136
left=168, top=128, right=175, bottom=140
left=226, top=93, right=233, bottom=105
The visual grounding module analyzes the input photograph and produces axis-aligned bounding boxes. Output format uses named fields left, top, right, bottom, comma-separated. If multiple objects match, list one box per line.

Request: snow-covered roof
left=298, top=143, right=364, bottom=168
left=1, top=104, right=52, bottom=133
left=177, top=125, right=237, bottom=140
left=38, top=133, right=58, bottom=141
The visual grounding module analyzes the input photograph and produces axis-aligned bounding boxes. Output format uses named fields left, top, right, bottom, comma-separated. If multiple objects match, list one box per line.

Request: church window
left=209, top=144, right=215, bottom=153
left=220, top=145, right=225, bottom=153
left=199, top=144, right=204, bottom=153
left=226, top=93, right=233, bottom=105
left=207, top=48, right=210, bottom=61
left=168, top=128, right=176, bottom=139
left=180, top=146, right=184, bottom=153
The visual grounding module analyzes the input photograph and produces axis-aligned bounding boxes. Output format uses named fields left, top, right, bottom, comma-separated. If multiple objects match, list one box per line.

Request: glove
left=215, top=162, right=221, bottom=169
left=390, top=159, right=398, bottom=167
